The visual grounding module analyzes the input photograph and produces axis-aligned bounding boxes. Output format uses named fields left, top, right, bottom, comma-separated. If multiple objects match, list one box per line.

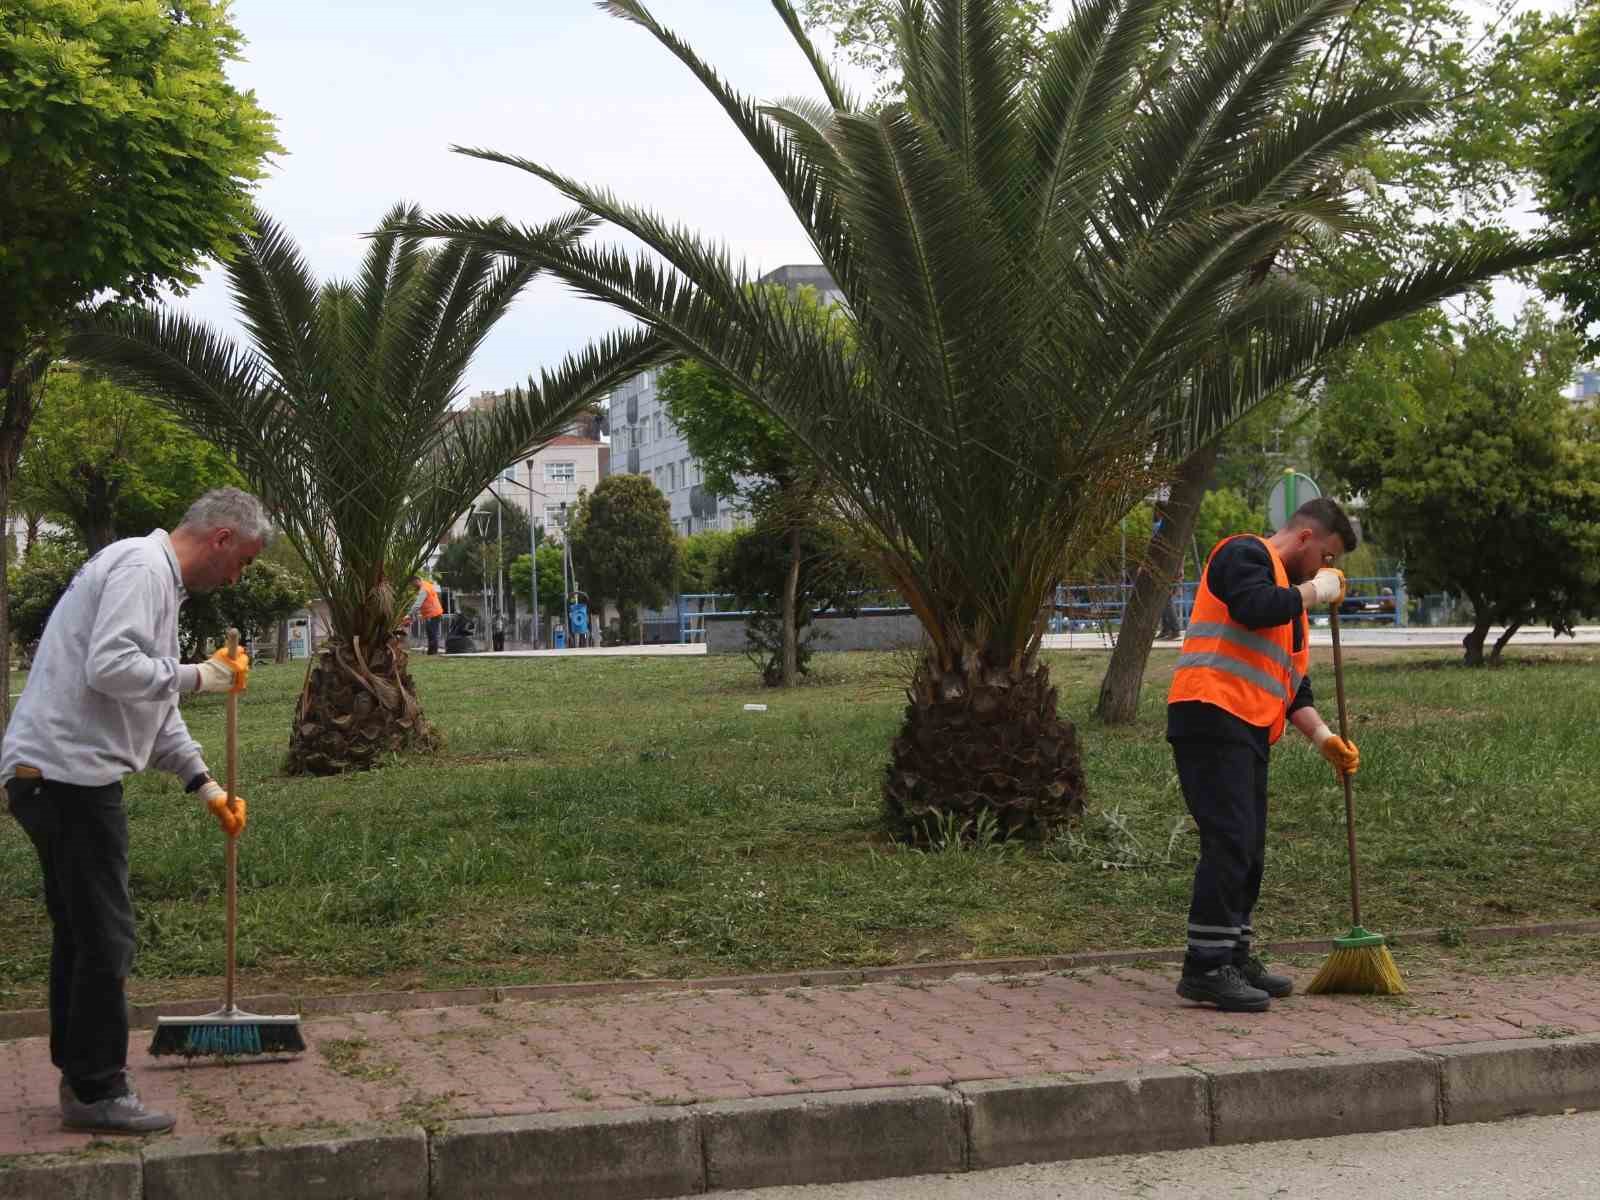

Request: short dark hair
left=1289, top=498, right=1358, bottom=553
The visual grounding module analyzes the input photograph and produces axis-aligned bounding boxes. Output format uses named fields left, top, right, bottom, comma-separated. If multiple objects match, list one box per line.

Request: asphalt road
left=708, top=1111, right=1600, bottom=1199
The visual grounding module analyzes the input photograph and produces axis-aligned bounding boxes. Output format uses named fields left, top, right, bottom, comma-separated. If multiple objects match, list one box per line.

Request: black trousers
left=425, top=615, right=442, bottom=654
left=7, top=777, right=134, bottom=1093
left=1172, top=740, right=1269, bottom=973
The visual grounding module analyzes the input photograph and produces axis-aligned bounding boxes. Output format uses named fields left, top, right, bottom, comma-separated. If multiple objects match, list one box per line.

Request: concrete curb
left=5, top=1036, right=1600, bottom=1198
left=5, top=917, right=1598, bottom=1043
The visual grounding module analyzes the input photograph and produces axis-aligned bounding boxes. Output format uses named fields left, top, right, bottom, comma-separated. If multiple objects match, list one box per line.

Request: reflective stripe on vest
left=1167, top=535, right=1309, bottom=744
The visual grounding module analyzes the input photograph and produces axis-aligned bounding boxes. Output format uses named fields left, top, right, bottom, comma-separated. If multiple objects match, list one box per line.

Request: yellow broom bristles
left=1306, top=942, right=1407, bottom=995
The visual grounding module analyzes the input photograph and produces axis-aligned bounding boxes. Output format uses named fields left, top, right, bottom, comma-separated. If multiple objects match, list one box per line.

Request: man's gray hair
left=179, top=488, right=274, bottom=544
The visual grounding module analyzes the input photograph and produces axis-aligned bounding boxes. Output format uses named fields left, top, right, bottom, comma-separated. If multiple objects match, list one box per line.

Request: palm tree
left=71, top=204, right=664, bottom=774
left=419, top=0, right=1587, bottom=839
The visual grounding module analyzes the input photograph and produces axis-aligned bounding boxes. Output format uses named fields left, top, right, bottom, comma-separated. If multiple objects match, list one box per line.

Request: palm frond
left=769, top=0, right=857, bottom=111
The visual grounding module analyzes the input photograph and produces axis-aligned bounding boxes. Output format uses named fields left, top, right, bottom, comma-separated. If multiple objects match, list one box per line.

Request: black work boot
left=1176, top=964, right=1271, bottom=1012
left=1236, top=954, right=1293, bottom=998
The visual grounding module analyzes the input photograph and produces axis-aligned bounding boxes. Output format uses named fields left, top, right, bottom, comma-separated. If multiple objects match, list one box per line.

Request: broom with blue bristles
left=150, top=629, right=305, bottom=1057
left=1306, top=604, right=1406, bottom=995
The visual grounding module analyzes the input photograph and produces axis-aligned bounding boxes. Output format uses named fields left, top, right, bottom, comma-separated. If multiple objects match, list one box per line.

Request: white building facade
left=455, top=433, right=609, bottom=542
left=607, top=265, right=846, bottom=537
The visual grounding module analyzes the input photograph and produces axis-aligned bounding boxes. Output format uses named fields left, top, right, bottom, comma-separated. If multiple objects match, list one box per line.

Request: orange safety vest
left=418, top=579, right=443, bottom=619
left=1167, top=535, right=1309, bottom=744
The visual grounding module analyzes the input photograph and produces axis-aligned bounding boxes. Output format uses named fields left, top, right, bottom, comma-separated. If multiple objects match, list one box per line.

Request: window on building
left=545, top=461, right=576, bottom=483
left=667, top=462, right=677, bottom=491
left=655, top=413, right=664, bottom=440
left=543, top=504, right=565, bottom=528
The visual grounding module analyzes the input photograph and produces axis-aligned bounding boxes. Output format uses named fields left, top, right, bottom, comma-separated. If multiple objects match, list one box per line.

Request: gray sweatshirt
left=1, top=530, right=208, bottom=789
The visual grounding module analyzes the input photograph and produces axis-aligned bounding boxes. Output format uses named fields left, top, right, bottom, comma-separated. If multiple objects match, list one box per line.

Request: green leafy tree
left=6, top=538, right=84, bottom=662
left=567, top=475, right=680, bottom=638
left=1316, top=305, right=1600, bottom=665
left=179, top=558, right=314, bottom=662
left=715, top=520, right=880, bottom=685
left=679, top=529, right=736, bottom=594
left=0, top=0, right=278, bottom=721
left=425, top=0, right=1584, bottom=842
left=70, top=206, right=662, bottom=773
left=13, top=366, right=245, bottom=553
left=800, top=0, right=1051, bottom=102
left=1074, top=0, right=1581, bottom=721
left=1192, top=488, right=1266, bottom=566
left=432, top=495, right=535, bottom=618
left=508, top=544, right=566, bottom=631
left=659, top=309, right=848, bottom=686
left=1533, top=1, right=1600, bottom=354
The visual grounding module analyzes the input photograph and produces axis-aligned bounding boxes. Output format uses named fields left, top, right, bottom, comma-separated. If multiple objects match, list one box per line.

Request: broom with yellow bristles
left=1306, top=603, right=1407, bottom=995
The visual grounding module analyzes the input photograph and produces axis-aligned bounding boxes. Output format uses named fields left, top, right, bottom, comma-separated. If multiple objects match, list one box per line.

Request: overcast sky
left=176, top=1, right=876, bottom=398
left=175, top=0, right=1570, bottom=401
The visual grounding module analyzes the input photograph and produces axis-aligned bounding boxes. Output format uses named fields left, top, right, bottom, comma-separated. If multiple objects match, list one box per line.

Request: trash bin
left=553, top=626, right=566, bottom=649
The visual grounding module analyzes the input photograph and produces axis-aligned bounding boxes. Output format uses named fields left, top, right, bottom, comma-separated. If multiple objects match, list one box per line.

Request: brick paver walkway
left=4, top=959, right=1598, bottom=1155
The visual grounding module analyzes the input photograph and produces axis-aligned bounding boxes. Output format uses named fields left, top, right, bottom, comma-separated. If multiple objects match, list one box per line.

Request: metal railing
left=1047, top=576, right=1406, bottom=633
left=668, top=576, right=1408, bottom=645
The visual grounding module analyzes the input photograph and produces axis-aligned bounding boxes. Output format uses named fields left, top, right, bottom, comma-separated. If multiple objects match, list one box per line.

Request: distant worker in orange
left=1167, top=499, right=1362, bottom=1013
left=413, top=576, right=444, bottom=655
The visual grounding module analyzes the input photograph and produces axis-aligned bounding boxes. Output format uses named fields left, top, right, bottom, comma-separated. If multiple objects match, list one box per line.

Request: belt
left=14, top=765, right=42, bottom=780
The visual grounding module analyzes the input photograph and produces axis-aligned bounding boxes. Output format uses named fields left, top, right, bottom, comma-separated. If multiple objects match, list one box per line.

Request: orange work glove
left=199, top=781, right=247, bottom=837
left=1313, top=727, right=1360, bottom=777
left=195, top=647, right=250, bottom=694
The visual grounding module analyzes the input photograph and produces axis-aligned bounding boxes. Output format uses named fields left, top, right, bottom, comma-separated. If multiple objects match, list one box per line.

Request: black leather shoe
left=1176, top=964, right=1271, bottom=1012
left=1237, top=955, right=1293, bottom=998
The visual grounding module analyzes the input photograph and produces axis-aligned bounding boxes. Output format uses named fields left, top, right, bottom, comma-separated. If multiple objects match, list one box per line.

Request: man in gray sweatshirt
left=2, top=487, right=270, bottom=1134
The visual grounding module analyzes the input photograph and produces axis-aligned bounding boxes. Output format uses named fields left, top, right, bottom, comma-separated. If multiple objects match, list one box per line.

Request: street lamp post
left=468, top=507, right=492, bottom=646
left=490, top=467, right=549, bottom=648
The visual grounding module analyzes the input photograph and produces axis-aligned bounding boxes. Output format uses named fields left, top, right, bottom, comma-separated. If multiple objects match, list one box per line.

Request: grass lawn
left=2, top=643, right=1597, bottom=1009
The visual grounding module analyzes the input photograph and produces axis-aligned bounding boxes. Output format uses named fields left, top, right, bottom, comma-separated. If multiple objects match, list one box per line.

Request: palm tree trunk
left=885, top=650, right=1085, bottom=843
left=1095, top=441, right=1219, bottom=724
left=781, top=522, right=801, bottom=687
left=285, top=631, right=439, bottom=774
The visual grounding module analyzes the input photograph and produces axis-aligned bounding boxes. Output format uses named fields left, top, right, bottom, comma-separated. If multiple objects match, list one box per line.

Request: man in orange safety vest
left=1167, top=498, right=1361, bottom=1012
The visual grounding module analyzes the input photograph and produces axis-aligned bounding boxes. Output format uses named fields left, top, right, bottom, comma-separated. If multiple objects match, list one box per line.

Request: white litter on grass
left=743, top=704, right=768, bottom=712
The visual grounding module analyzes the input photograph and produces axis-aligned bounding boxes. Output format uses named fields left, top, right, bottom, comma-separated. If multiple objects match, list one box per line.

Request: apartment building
left=451, top=392, right=609, bottom=540
left=607, top=265, right=846, bottom=536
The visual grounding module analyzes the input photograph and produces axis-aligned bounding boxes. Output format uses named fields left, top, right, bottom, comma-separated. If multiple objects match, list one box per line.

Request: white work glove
left=1301, top=567, right=1346, bottom=607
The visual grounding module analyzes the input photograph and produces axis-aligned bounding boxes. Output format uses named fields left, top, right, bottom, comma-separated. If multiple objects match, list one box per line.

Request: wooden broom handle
left=1328, top=605, right=1361, bottom=929
left=224, top=627, right=240, bottom=1012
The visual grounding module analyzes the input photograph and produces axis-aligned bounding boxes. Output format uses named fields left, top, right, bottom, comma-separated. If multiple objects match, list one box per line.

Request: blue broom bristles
left=150, top=1017, right=305, bottom=1057
left=184, top=1023, right=264, bottom=1056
